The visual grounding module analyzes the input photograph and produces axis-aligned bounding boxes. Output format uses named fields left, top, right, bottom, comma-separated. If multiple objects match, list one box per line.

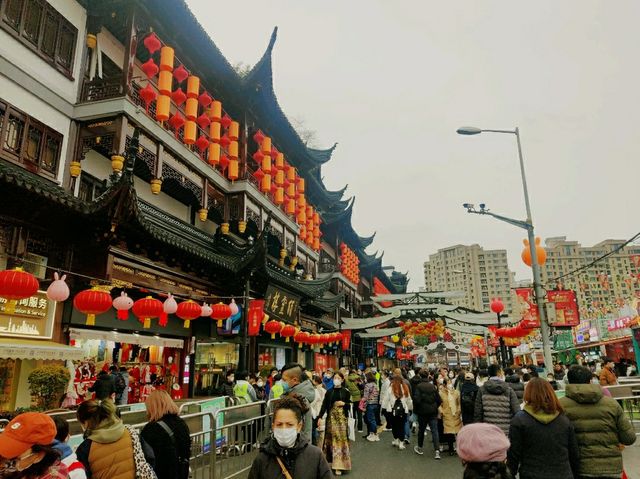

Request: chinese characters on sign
left=264, top=285, right=300, bottom=323
left=515, top=288, right=540, bottom=328
left=0, top=291, right=55, bottom=339
left=547, top=289, right=580, bottom=327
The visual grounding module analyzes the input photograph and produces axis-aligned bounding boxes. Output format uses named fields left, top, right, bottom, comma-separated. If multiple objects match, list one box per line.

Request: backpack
left=392, top=398, right=405, bottom=417
left=115, top=372, right=126, bottom=394
left=460, top=388, right=476, bottom=413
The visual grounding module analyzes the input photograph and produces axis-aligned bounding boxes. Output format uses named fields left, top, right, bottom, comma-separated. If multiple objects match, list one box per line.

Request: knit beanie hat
left=457, top=423, right=510, bottom=463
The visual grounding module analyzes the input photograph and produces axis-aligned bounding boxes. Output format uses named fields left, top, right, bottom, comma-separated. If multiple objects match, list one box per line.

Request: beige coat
left=439, top=387, right=462, bottom=434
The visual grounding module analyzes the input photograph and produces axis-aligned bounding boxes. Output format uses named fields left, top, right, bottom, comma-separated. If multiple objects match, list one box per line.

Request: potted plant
left=27, top=365, right=70, bottom=410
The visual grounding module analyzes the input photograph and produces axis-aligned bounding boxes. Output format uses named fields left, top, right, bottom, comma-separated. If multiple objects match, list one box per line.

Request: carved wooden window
left=0, top=0, right=77, bottom=77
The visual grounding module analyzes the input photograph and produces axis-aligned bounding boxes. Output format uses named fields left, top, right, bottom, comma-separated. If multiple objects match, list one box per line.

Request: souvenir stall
left=69, top=329, right=185, bottom=404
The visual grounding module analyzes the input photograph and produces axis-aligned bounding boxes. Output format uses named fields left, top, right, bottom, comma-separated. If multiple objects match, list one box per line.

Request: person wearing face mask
left=253, top=375, right=266, bottom=401
left=322, top=369, right=334, bottom=392
left=248, top=394, right=331, bottom=479
left=0, top=412, right=70, bottom=479
left=317, top=372, right=352, bottom=476
left=438, top=378, right=462, bottom=455
left=281, top=363, right=317, bottom=441
left=218, top=369, right=236, bottom=398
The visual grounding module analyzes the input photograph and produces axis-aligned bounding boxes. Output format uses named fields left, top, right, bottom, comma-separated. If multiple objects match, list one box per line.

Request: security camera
left=463, top=203, right=474, bottom=209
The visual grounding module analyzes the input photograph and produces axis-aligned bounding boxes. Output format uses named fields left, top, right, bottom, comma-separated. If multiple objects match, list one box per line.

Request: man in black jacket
left=88, top=370, right=116, bottom=400
left=459, top=372, right=479, bottom=425
left=473, top=364, right=520, bottom=437
left=412, top=368, right=442, bottom=459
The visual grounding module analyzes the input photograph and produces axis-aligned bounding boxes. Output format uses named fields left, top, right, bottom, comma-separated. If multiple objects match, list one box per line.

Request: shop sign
left=553, top=330, right=575, bottom=350
left=0, top=291, right=55, bottom=339
left=515, top=288, right=540, bottom=328
left=264, top=285, right=300, bottom=323
left=201, top=396, right=227, bottom=452
left=607, top=316, right=633, bottom=331
left=546, top=290, right=580, bottom=327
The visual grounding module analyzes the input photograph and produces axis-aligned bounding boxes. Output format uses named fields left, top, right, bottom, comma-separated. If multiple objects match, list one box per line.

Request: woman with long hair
left=317, top=372, right=351, bottom=476
left=76, top=399, right=155, bottom=479
left=248, top=394, right=331, bottom=479
left=382, top=372, right=412, bottom=450
left=362, top=372, right=380, bottom=442
left=141, top=390, right=191, bottom=479
left=439, top=378, right=462, bottom=455
left=508, top=377, right=579, bottom=478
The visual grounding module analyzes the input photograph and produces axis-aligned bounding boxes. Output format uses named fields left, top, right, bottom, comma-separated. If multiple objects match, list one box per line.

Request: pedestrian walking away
left=459, top=372, right=479, bottom=426
left=559, top=365, right=636, bottom=479
left=140, top=390, right=191, bottom=479
left=411, top=368, right=441, bottom=459
left=508, top=377, right=579, bottom=479
left=457, top=423, right=513, bottom=479
left=248, top=394, right=332, bottom=479
left=473, top=364, right=520, bottom=437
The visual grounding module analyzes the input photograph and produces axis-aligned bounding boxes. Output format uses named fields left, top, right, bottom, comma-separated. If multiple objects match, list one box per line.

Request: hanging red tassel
left=159, top=311, right=168, bottom=327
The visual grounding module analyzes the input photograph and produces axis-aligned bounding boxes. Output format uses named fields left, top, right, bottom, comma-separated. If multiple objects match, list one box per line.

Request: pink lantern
left=112, top=292, right=134, bottom=320
left=163, top=293, right=178, bottom=314
left=201, top=302, right=213, bottom=317
left=229, top=298, right=239, bottom=316
left=46, top=272, right=69, bottom=302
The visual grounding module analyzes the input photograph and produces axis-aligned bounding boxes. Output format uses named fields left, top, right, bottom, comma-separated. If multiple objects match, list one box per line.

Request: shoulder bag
left=157, top=420, right=191, bottom=479
left=125, top=425, right=158, bottom=479
left=276, top=457, right=293, bottom=479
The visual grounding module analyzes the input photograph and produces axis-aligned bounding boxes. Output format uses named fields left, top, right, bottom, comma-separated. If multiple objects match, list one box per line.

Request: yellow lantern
left=69, top=161, right=81, bottom=178
left=209, top=122, right=221, bottom=142
left=150, top=178, right=162, bottom=195
left=227, top=159, right=239, bottom=181
left=208, top=142, right=220, bottom=166
left=198, top=208, right=208, bottom=222
left=261, top=174, right=271, bottom=193
left=183, top=121, right=196, bottom=145
left=220, top=223, right=230, bottom=235
left=228, top=121, right=239, bottom=141
left=298, top=195, right=306, bottom=209
left=262, top=154, right=271, bottom=174
left=228, top=141, right=238, bottom=159
left=286, top=197, right=296, bottom=215
left=275, top=187, right=284, bottom=205
left=111, top=155, right=124, bottom=173
left=209, top=101, right=222, bottom=122
left=159, top=46, right=174, bottom=71
left=238, top=221, right=247, bottom=233
left=185, top=98, right=198, bottom=121
left=86, top=34, right=97, bottom=49
left=275, top=152, right=284, bottom=169
left=297, top=177, right=305, bottom=193
left=275, top=169, right=284, bottom=186
left=391, top=335, right=400, bottom=343
left=186, top=76, right=200, bottom=98
left=158, top=70, right=172, bottom=95
left=155, top=94, right=170, bottom=122
left=262, top=136, right=271, bottom=153
left=313, top=238, right=320, bottom=250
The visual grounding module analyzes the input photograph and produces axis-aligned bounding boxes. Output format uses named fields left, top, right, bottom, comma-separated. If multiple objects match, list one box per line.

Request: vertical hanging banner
left=376, top=341, right=385, bottom=357
left=546, top=289, right=580, bottom=327
left=341, top=330, right=351, bottom=351
left=247, top=300, right=264, bottom=336
left=515, top=288, right=540, bottom=328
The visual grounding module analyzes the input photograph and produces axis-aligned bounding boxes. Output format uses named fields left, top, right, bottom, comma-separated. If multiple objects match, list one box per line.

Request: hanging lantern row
left=339, top=243, right=360, bottom=284
left=398, top=319, right=447, bottom=339
left=138, top=32, right=240, bottom=198
left=251, top=131, right=321, bottom=252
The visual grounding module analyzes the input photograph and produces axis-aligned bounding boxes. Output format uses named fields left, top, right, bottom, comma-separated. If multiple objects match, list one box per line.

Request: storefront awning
left=69, top=328, right=185, bottom=349
left=0, top=338, right=85, bottom=360
left=557, top=335, right=632, bottom=353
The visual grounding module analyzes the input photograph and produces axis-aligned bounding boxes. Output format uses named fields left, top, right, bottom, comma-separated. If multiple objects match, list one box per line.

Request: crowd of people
left=0, top=358, right=636, bottom=479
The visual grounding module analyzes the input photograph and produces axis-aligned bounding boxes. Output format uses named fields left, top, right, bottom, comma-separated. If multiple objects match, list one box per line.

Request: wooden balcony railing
left=80, top=76, right=124, bottom=103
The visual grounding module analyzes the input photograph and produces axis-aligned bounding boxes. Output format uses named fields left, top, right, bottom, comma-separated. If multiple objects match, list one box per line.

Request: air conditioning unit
left=23, top=253, right=48, bottom=279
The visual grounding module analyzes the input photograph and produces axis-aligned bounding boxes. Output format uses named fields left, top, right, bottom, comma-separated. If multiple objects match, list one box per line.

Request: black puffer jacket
left=459, top=380, right=479, bottom=424
left=412, top=377, right=440, bottom=418
left=473, top=379, right=520, bottom=437
left=505, top=375, right=525, bottom=401
left=508, top=406, right=580, bottom=479
left=141, top=414, right=191, bottom=479
left=248, top=435, right=332, bottom=479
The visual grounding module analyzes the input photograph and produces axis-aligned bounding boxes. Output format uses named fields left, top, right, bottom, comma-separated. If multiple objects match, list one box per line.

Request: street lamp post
left=490, top=297, right=508, bottom=369
left=457, top=126, right=553, bottom=373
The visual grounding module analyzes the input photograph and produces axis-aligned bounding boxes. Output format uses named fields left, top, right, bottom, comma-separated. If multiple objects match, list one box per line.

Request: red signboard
left=341, top=330, right=351, bottom=351
left=376, top=341, right=385, bottom=357
left=547, top=289, right=580, bottom=327
left=515, top=288, right=540, bottom=328
left=373, top=277, right=392, bottom=308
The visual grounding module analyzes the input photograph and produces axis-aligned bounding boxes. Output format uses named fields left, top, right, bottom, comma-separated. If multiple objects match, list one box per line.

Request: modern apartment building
left=539, top=237, right=640, bottom=317
left=424, top=244, right=516, bottom=314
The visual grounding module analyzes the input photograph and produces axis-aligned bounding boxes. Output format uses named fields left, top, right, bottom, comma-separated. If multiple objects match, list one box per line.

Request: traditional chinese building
left=0, top=0, right=407, bottom=405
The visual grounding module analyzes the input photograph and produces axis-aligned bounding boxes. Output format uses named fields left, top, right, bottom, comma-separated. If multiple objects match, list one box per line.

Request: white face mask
left=437, top=378, right=444, bottom=385
left=333, top=378, right=342, bottom=387
left=257, top=381, right=264, bottom=387
left=273, top=428, right=298, bottom=448
left=447, top=383, right=454, bottom=389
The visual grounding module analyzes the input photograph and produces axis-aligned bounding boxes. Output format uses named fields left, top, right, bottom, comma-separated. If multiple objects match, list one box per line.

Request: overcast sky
left=187, top=0, right=640, bottom=289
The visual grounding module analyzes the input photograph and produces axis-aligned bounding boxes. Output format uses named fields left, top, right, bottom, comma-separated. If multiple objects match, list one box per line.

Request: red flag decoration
left=341, top=330, right=351, bottom=351
left=247, top=299, right=264, bottom=336
left=376, top=341, right=385, bottom=357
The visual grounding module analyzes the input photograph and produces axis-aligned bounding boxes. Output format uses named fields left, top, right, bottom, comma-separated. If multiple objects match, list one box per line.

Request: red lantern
left=112, top=292, right=134, bottom=320
left=490, top=297, right=505, bottom=314
left=138, top=84, right=157, bottom=113
left=253, top=130, right=265, bottom=145
left=198, top=91, right=212, bottom=108
left=221, top=114, right=232, bottom=129
left=376, top=341, right=385, bottom=357
left=141, top=58, right=159, bottom=79
left=211, top=302, right=232, bottom=327
left=195, top=135, right=209, bottom=152
left=73, top=288, right=112, bottom=326
left=0, top=268, right=39, bottom=314
left=294, top=331, right=309, bottom=348
left=248, top=300, right=264, bottom=336
left=281, top=324, right=296, bottom=342
left=196, top=113, right=211, bottom=130
left=143, top=32, right=161, bottom=55
left=341, top=330, right=351, bottom=351
left=168, top=113, right=185, bottom=132
left=171, top=88, right=187, bottom=106
left=176, top=300, right=201, bottom=328
left=264, top=319, right=283, bottom=339
left=132, top=296, right=163, bottom=329
left=173, top=64, right=189, bottom=83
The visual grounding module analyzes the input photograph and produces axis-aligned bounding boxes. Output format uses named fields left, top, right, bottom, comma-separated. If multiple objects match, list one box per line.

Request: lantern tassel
left=217, top=320, right=223, bottom=328
left=86, top=314, right=95, bottom=326
left=117, top=310, right=129, bottom=320
left=159, top=312, right=168, bottom=327
left=5, top=300, right=16, bottom=314
left=184, top=320, right=190, bottom=328
left=285, top=337, right=290, bottom=342
left=144, top=318, right=150, bottom=329
left=271, top=333, right=275, bottom=339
